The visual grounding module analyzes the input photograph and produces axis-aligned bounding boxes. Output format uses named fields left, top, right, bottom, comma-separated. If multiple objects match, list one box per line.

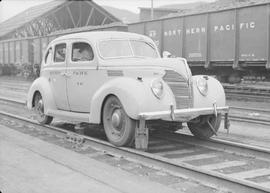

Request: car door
left=45, top=42, right=70, bottom=110
left=66, top=39, right=106, bottom=112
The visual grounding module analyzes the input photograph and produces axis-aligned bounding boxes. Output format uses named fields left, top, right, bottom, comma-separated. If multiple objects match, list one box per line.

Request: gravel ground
left=0, top=101, right=228, bottom=193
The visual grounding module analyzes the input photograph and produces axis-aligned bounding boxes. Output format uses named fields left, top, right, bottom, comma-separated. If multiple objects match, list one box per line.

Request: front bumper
left=138, top=105, right=229, bottom=121
left=135, top=104, right=230, bottom=150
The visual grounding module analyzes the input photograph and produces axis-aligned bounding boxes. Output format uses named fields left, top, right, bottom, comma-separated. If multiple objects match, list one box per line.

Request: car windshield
left=98, top=39, right=159, bottom=59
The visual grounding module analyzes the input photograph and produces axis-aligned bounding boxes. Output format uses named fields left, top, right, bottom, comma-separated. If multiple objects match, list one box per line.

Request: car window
left=98, top=39, right=158, bottom=59
left=72, top=42, right=94, bottom=62
left=54, top=43, right=66, bottom=62
left=99, top=40, right=133, bottom=58
left=44, top=47, right=52, bottom=65
left=130, top=41, right=158, bottom=58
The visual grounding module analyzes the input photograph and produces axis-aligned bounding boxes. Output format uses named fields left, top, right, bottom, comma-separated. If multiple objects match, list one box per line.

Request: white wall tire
left=33, top=92, right=53, bottom=125
left=102, top=96, right=135, bottom=147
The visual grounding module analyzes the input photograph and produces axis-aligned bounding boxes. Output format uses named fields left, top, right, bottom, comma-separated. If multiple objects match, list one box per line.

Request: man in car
left=80, top=46, right=93, bottom=61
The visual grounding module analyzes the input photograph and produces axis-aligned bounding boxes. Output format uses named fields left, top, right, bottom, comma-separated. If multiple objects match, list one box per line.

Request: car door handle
left=65, top=72, right=72, bottom=77
left=60, top=72, right=72, bottom=78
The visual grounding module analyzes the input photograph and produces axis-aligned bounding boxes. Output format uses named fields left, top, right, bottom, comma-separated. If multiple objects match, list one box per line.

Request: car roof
left=51, top=31, right=152, bottom=44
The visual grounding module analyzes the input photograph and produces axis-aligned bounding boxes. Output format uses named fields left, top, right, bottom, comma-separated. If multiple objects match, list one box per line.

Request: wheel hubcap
left=35, top=97, right=45, bottom=120
left=111, top=109, right=122, bottom=129
left=37, top=100, right=44, bottom=113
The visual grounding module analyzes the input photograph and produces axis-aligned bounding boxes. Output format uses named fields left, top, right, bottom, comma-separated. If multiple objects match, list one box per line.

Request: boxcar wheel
left=187, top=114, right=221, bottom=139
left=102, top=96, right=135, bottom=147
left=33, top=93, right=53, bottom=125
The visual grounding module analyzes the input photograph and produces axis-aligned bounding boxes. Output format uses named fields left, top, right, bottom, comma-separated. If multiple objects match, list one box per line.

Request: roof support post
left=86, top=1, right=116, bottom=22
left=86, top=7, right=94, bottom=26
left=29, top=23, right=38, bottom=36
left=35, top=19, right=45, bottom=36
left=101, top=17, right=107, bottom=25
left=76, top=1, right=82, bottom=27
left=53, top=13, right=62, bottom=29
left=66, top=5, right=76, bottom=27
left=44, top=18, right=53, bottom=34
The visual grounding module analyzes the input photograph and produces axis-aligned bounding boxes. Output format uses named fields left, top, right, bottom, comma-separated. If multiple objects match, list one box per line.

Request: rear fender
left=27, top=77, right=56, bottom=114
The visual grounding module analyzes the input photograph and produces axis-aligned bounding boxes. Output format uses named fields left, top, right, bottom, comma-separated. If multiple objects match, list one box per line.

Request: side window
left=54, top=43, right=66, bottom=62
left=44, top=47, right=52, bottom=65
left=72, top=42, right=94, bottom=62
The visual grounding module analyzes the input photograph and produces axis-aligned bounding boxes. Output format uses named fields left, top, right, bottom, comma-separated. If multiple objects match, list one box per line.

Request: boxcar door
left=45, top=43, right=69, bottom=110
left=66, top=40, right=105, bottom=113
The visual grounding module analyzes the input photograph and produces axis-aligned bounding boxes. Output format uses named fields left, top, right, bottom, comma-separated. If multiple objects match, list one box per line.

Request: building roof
left=0, top=0, right=121, bottom=39
left=0, top=0, right=64, bottom=38
left=139, top=7, right=180, bottom=12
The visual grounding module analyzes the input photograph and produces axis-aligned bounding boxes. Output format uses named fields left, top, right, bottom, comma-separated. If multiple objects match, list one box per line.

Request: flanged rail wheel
left=102, top=96, right=136, bottom=146
left=187, top=114, right=221, bottom=139
left=33, top=92, right=53, bottom=125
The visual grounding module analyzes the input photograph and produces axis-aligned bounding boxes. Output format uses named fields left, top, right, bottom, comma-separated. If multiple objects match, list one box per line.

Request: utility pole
left=151, top=0, right=154, bottom=20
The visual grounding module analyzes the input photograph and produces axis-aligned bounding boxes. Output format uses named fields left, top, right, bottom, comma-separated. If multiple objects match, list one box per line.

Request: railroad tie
left=173, top=153, right=217, bottom=162
left=259, top=181, right=270, bottom=188
left=155, top=149, right=195, bottom=156
left=228, top=168, right=270, bottom=180
left=200, top=160, right=247, bottom=170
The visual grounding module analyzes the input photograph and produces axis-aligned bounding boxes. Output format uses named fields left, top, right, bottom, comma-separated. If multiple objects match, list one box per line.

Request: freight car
left=0, top=23, right=127, bottom=76
left=128, top=1, right=270, bottom=83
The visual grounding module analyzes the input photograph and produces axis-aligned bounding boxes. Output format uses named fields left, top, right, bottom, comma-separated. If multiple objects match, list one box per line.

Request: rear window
left=44, top=47, right=52, bottom=65
left=54, top=43, right=66, bottom=62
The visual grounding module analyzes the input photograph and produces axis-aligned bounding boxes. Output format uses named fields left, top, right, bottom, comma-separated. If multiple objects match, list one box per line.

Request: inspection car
left=27, top=31, right=229, bottom=149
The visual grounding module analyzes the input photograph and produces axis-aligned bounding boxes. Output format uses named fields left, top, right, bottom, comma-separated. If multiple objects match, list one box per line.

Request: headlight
left=196, top=76, right=208, bottom=96
left=151, top=79, right=164, bottom=99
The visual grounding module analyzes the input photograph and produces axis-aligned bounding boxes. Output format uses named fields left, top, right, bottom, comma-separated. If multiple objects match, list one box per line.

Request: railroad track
left=226, top=93, right=270, bottom=102
left=228, top=115, right=270, bottom=126
left=0, top=108, right=270, bottom=192
left=224, top=85, right=270, bottom=102
left=230, top=106, right=270, bottom=114
left=1, top=96, right=269, bottom=127
left=229, top=106, right=270, bottom=126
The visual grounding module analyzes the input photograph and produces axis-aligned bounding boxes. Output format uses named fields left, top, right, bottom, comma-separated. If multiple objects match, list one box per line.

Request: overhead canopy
left=0, top=0, right=121, bottom=40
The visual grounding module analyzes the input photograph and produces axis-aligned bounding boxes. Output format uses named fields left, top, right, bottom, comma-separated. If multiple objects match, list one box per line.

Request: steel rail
left=0, top=96, right=26, bottom=105
left=0, top=110, right=269, bottom=193
left=230, top=106, right=270, bottom=113
left=226, top=93, right=270, bottom=101
left=228, top=115, right=270, bottom=126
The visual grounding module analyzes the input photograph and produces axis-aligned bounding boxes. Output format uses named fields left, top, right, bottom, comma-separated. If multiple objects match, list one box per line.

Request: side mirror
left=162, top=51, right=172, bottom=58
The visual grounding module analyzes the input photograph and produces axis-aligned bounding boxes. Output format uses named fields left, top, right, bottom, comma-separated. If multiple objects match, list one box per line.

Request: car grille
left=163, top=70, right=193, bottom=109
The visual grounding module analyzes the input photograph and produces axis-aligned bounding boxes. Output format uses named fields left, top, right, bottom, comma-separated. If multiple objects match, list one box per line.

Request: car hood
left=98, top=57, right=191, bottom=80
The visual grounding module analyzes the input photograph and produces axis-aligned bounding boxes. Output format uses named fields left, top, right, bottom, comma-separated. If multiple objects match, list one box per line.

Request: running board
left=47, top=109, right=90, bottom=122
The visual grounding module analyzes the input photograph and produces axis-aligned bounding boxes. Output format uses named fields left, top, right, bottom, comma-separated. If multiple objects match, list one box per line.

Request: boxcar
left=128, top=2, right=270, bottom=83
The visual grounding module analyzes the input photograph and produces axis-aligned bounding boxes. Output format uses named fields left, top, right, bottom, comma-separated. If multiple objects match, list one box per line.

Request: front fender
left=27, top=77, right=56, bottom=114
left=192, top=75, right=226, bottom=108
left=89, top=77, right=175, bottom=123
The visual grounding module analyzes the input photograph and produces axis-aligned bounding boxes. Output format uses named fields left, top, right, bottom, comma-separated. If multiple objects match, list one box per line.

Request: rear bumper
left=138, top=105, right=229, bottom=121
